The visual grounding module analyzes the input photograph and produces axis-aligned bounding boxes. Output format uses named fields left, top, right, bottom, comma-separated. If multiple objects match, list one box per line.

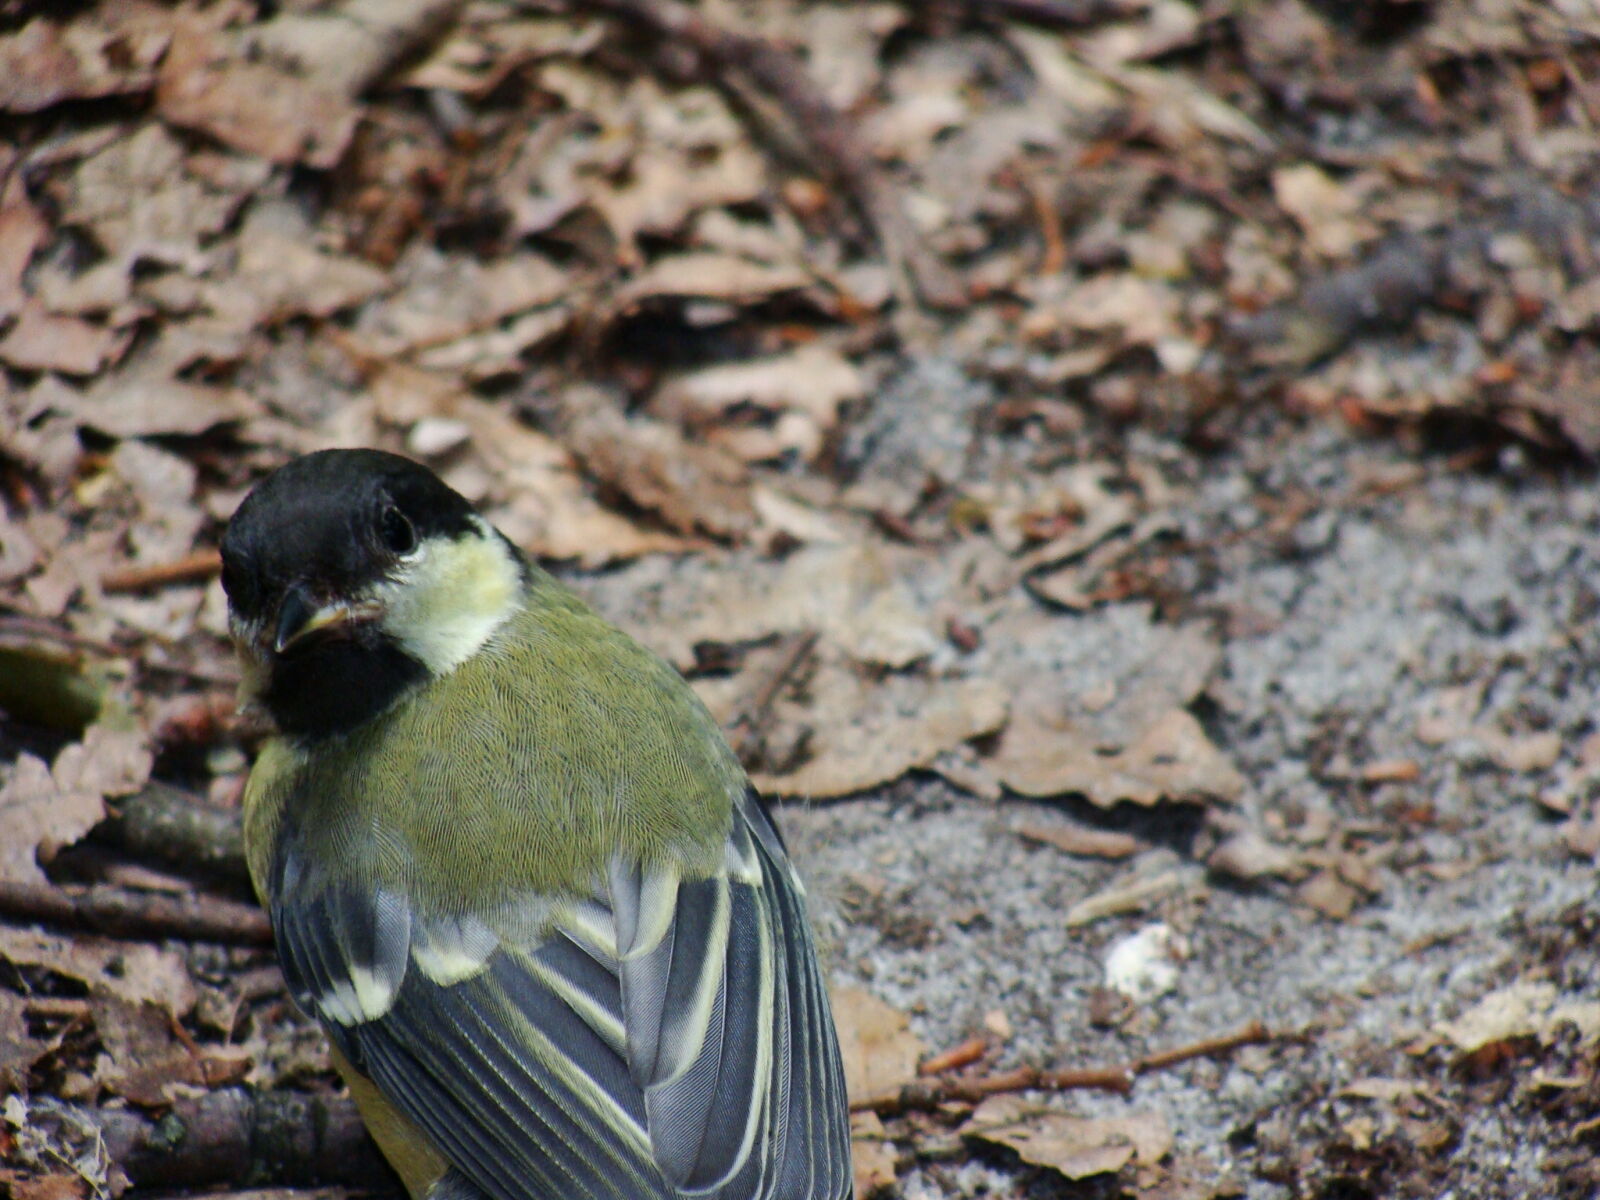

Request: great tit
left=220, top=449, right=852, bottom=1200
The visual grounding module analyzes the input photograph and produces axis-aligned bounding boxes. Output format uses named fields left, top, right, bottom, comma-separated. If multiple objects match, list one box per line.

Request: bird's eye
left=379, top=505, right=417, bottom=555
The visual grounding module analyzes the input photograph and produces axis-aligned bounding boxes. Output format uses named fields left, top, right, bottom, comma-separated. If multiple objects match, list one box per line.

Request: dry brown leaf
left=1435, top=981, right=1600, bottom=1053
left=651, top=345, right=866, bottom=464
left=831, top=986, right=926, bottom=1103
left=248, top=0, right=465, bottom=102
left=0, top=303, right=128, bottom=375
left=406, top=16, right=605, bottom=97
left=61, top=123, right=245, bottom=266
left=1480, top=729, right=1562, bottom=773
left=850, top=1111, right=899, bottom=1198
left=1207, top=829, right=1301, bottom=881
left=111, top=440, right=203, bottom=565
left=1296, top=869, right=1359, bottom=920
left=156, top=25, right=360, bottom=169
left=0, top=196, right=49, bottom=319
left=1022, top=272, right=1183, bottom=347
left=0, top=12, right=168, bottom=114
left=0, top=724, right=149, bottom=885
left=991, top=707, right=1244, bottom=807
left=370, top=365, right=691, bottom=567
left=601, top=542, right=944, bottom=672
left=1272, top=163, right=1379, bottom=259
left=1080, top=0, right=1202, bottom=64
left=89, top=996, right=208, bottom=1106
left=753, top=666, right=1008, bottom=799
left=616, top=254, right=813, bottom=308
left=71, top=375, right=256, bottom=439
left=966, top=1094, right=1172, bottom=1180
left=225, top=202, right=390, bottom=325
left=0, top=926, right=195, bottom=1015
left=0, top=991, right=53, bottom=1093
left=562, top=390, right=756, bottom=541
left=356, top=249, right=572, bottom=358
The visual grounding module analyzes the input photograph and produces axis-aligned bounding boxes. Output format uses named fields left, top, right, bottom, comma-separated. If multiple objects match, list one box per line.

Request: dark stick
left=0, top=879, right=272, bottom=946
left=102, top=782, right=251, bottom=885
left=42, top=1089, right=394, bottom=1190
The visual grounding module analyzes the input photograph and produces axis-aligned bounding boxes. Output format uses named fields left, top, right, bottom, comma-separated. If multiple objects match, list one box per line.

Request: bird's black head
left=222, top=449, right=522, bottom=742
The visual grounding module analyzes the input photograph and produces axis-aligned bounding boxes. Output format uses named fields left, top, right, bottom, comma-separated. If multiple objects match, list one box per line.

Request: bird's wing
left=267, top=791, right=851, bottom=1200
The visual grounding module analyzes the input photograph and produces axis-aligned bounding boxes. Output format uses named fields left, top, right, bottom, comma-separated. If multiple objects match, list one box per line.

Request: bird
left=220, top=448, right=852, bottom=1200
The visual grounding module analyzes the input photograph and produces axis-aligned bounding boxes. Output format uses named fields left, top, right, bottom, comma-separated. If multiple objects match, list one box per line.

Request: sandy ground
left=757, top=396, right=1600, bottom=1198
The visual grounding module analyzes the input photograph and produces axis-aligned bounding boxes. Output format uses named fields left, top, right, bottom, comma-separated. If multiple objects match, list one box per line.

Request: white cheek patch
left=375, top=518, right=521, bottom=676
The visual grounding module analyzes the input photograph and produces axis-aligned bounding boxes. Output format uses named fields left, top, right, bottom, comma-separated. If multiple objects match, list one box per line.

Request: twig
left=1132, top=1020, right=1271, bottom=1072
left=102, top=550, right=221, bottom=594
left=853, top=1020, right=1275, bottom=1115
left=46, top=1089, right=391, bottom=1190
left=919, top=1036, right=990, bottom=1076
left=727, top=631, right=818, bottom=762
left=0, top=879, right=272, bottom=946
left=573, top=0, right=964, bottom=312
left=101, top=782, right=251, bottom=885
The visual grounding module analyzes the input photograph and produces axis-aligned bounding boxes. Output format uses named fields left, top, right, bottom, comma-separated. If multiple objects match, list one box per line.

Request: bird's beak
left=274, top=584, right=383, bottom=654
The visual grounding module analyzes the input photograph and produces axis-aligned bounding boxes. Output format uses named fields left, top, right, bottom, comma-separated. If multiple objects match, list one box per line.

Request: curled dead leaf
left=965, top=1094, right=1172, bottom=1180
left=831, top=986, right=926, bottom=1103
left=990, top=708, right=1244, bottom=808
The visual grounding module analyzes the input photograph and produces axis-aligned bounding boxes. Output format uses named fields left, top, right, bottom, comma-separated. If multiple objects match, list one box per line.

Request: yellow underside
left=329, top=1042, right=448, bottom=1199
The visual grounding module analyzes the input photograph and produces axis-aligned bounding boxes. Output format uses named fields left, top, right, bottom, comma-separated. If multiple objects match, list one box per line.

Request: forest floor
left=2, top=1, right=1598, bottom=1197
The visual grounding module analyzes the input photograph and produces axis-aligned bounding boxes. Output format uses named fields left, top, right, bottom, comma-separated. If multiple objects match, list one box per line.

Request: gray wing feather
left=267, top=790, right=852, bottom=1200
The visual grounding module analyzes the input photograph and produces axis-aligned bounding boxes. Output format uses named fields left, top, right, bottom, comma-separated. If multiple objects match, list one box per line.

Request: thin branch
left=101, top=549, right=222, bottom=594
left=0, top=878, right=272, bottom=946
left=67, top=1089, right=390, bottom=1190
left=853, top=1020, right=1276, bottom=1115
left=101, top=782, right=251, bottom=885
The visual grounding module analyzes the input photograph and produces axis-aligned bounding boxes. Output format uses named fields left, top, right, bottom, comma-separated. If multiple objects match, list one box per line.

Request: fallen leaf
left=62, top=123, right=245, bottom=266
left=90, top=997, right=207, bottom=1106
left=0, top=992, right=52, bottom=1093
left=1480, top=729, right=1562, bottom=773
left=225, top=201, right=390, bottom=326
left=369, top=366, right=691, bottom=567
left=616, top=253, right=812, bottom=307
left=156, top=24, right=359, bottom=169
left=966, top=1094, right=1172, bottom=1179
left=1272, top=163, right=1379, bottom=259
left=355, top=248, right=571, bottom=358
left=1296, top=869, right=1360, bottom=920
left=595, top=542, right=945, bottom=673
left=0, top=196, right=50, bottom=318
left=0, top=724, right=150, bottom=885
left=753, top=667, right=1008, bottom=799
left=831, top=986, right=926, bottom=1103
left=0, top=13, right=167, bottom=114
left=1435, top=981, right=1600, bottom=1053
left=0, top=926, right=195, bottom=1014
left=0, top=304, right=128, bottom=375
left=652, top=343, right=866, bottom=438
left=561, top=389, right=756, bottom=541
left=991, top=707, right=1244, bottom=808
left=1207, top=828, right=1301, bottom=881
left=850, top=1112, right=898, bottom=1198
